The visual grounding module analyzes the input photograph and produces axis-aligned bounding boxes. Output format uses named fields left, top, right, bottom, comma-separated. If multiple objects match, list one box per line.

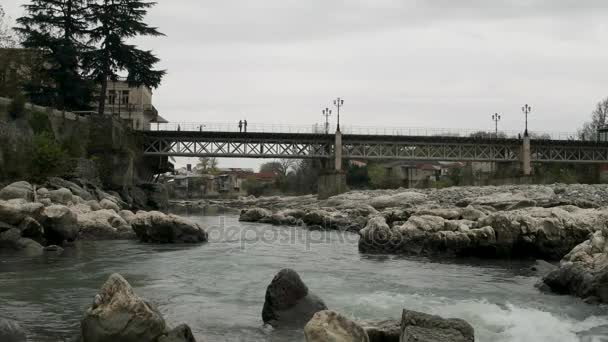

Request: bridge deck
left=140, top=130, right=608, bottom=163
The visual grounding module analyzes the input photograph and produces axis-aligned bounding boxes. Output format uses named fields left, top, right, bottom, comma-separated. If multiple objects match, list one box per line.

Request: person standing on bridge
left=244, top=119, right=248, bottom=132
left=238, top=120, right=243, bottom=132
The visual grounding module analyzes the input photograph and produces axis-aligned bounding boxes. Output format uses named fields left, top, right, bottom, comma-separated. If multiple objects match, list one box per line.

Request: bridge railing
left=148, top=122, right=579, bottom=141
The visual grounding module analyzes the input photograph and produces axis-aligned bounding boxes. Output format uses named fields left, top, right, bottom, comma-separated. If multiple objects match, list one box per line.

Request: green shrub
left=28, top=111, right=52, bottom=134
left=29, top=132, right=69, bottom=181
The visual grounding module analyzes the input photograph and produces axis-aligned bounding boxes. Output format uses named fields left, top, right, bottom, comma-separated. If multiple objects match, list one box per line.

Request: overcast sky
left=4, top=1, right=608, bottom=169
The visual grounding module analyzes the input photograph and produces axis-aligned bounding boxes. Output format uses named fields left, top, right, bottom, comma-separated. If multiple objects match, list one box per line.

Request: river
left=1, top=213, right=607, bottom=341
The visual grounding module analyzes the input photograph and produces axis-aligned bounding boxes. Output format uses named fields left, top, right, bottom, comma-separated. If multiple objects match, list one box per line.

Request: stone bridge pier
left=317, top=130, right=347, bottom=199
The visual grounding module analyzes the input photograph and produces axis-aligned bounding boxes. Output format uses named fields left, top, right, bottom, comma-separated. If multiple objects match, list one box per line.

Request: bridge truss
left=141, top=131, right=608, bottom=163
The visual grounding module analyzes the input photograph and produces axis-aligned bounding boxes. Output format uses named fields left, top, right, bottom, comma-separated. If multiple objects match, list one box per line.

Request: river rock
left=239, top=207, right=271, bottom=222
left=86, top=200, right=102, bottom=211
left=99, top=199, right=120, bottom=212
left=49, top=188, right=74, bottom=205
left=540, top=225, right=608, bottom=303
left=0, top=228, right=43, bottom=255
left=0, top=181, right=34, bottom=201
left=369, top=192, right=428, bottom=210
left=118, top=210, right=136, bottom=224
left=399, top=309, right=474, bottom=342
left=360, top=206, right=605, bottom=259
left=131, top=211, right=208, bottom=243
left=262, top=268, right=328, bottom=327
left=77, top=210, right=134, bottom=240
left=40, top=205, right=79, bottom=245
left=304, top=310, right=370, bottom=342
left=0, top=318, right=27, bottom=342
left=18, top=216, right=44, bottom=242
left=0, top=200, right=44, bottom=225
left=157, top=324, right=197, bottom=342
left=48, top=177, right=95, bottom=201
left=80, top=273, right=166, bottom=342
left=359, top=320, right=400, bottom=342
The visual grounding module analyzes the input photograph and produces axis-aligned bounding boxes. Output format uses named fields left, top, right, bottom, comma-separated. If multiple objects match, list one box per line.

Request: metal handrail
left=147, top=122, right=580, bottom=141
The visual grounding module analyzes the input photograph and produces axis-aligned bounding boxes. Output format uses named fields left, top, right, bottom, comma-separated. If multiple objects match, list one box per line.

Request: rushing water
left=1, top=212, right=608, bottom=342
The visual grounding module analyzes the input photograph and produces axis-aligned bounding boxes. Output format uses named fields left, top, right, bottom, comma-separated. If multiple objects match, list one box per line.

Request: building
left=103, top=77, right=166, bottom=130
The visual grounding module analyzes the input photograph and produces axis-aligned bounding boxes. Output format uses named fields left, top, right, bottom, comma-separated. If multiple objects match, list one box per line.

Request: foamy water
left=0, top=214, right=606, bottom=341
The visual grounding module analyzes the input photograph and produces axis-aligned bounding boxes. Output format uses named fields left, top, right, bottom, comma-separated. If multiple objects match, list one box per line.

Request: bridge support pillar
left=318, top=172, right=347, bottom=200
left=317, top=129, right=347, bottom=199
left=522, top=135, right=532, bottom=176
left=335, top=130, right=343, bottom=171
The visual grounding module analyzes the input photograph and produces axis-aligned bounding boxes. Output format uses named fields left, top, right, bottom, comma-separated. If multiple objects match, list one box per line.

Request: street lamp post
left=322, top=108, right=332, bottom=134
left=491, top=113, right=501, bottom=137
left=522, top=104, right=531, bottom=136
left=333, top=97, right=344, bottom=132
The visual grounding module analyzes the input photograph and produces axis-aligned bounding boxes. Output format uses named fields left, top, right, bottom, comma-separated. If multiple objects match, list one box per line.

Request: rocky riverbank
left=227, top=184, right=608, bottom=260
left=0, top=179, right=208, bottom=255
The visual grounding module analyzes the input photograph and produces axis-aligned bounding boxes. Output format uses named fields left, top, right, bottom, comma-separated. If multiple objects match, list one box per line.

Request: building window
left=121, top=90, right=129, bottom=105
left=107, top=90, right=116, bottom=104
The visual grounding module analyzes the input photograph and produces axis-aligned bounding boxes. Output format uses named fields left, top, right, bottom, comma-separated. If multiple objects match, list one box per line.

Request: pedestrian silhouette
left=238, top=120, right=243, bottom=132
left=178, top=124, right=181, bottom=131
left=244, top=120, right=248, bottom=132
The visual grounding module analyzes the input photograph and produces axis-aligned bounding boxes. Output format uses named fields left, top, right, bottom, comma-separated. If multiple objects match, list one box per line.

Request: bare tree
left=578, top=97, right=608, bottom=141
left=0, top=5, right=16, bottom=48
left=197, top=157, right=219, bottom=174
left=260, top=159, right=295, bottom=177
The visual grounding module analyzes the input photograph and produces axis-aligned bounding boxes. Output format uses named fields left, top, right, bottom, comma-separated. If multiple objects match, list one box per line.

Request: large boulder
left=0, top=200, right=44, bottom=226
left=360, top=206, right=605, bottom=259
left=47, top=177, right=95, bottom=201
left=239, top=207, right=272, bottom=222
left=80, top=273, right=167, bottom=342
left=541, top=226, right=608, bottom=303
left=262, top=269, right=328, bottom=327
left=0, top=228, right=43, bottom=255
left=77, top=210, right=135, bottom=240
left=0, top=318, right=27, bottom=342
left=40, top=205, right=79, bottom=244
left=305, top=310, right=369, bottom=342
left=157, top=324, right=197, bottom=342
left=50, top=188, right=75, bottom=205
left=0, top=181, right=34, bottom=201
left=399, top=309, right=474, bottom=342
left=131, top=211, right=208, bottom=243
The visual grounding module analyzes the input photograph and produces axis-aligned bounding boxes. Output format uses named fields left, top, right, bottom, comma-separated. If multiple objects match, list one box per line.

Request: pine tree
left=84, top=0, right=165, bottom=115
left=16, top=0, right=94, bottom=110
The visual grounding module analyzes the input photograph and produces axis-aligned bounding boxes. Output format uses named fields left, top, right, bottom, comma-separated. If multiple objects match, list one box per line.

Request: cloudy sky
left=4, top=1, right=608, bottom=169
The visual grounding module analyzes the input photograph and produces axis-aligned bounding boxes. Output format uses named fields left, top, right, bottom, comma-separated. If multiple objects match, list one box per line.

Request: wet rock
left=359, top=319, right=400, bottom=342
left=0, top=227, right=43, bottom=255
left=369, top=192, right=427, bottom=210
left=0, top=181, right=34, bottom=201
left=131, top=211, right=208, bottom=243
left=80, top=273, right=166, bottom=342
left=540, top=226, right=608, bottom=303
left=77, top=210, right=134, bottom=240
left=399, top=309, right=474, bottom=342
left=239, top=207, right=271, bottom=222
left=0, top=318, right=27, bottom=342
left=262, top=268, right=328, bottom=327
left=358, top=217, right=395, bottom=253
left=50, top=188, right=74, bottom=205
left=18, top=216, right=44, bottom=242
left=43, top=244, right=64, bottom=253
left=158, top=324, right=197, bottom=342
left=40, top=205, right=79, bottom=245
left=530, top=260, right=558, bottom=277
left=304, top=310, right=369, bottom=342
